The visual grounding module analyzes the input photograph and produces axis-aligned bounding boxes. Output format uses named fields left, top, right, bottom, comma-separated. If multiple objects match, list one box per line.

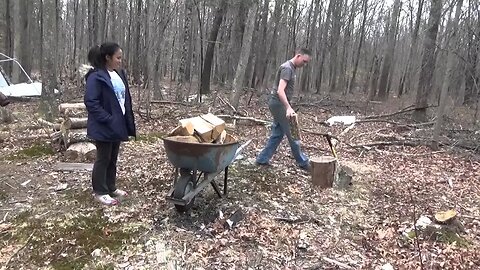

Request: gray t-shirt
left=270, top=60, right=296, bottom=104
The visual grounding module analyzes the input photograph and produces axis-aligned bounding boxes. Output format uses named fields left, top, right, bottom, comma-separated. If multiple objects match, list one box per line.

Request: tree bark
left=403, top=0, right=425, bottom=95
left=300, top=0, right=321, bottom=94
left=260, top=0, right=284, bottom=89
left=413, top=0, right=443, bottom=122
left=40, top=0, right=59, bottom=121
left=4, top=0, right=14, bottom=77
left=328, top=0, right=343, bottom=93
left=132, top=0, right=143, bottom=85
left=179, top=0, right=193, bottom=83
left=376, top=0, right=401, bottom=100
left=310, top=156, right=337, bottom=189
left=18, top=0, right=31, bottom=82
left=432, top=0, right=463, bottom=150
left=348, top=0, right=368, bottom=93
left=231, top=3, right=258, bottom=109
left=200, top=0, right=228, bottom=95
left=251, top=0, right=270, bottom=89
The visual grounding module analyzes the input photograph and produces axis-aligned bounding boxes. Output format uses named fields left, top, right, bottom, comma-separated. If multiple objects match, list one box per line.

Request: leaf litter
left=0, top=92, right=479, bottom=269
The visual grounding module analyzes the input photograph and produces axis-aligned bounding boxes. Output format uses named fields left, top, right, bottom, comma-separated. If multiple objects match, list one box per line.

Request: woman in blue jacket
left=84, top=42, right=136, bottom=206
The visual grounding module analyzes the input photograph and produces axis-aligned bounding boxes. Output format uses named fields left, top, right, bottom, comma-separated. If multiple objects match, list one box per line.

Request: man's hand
left=286, top=107, right=296, bottom=117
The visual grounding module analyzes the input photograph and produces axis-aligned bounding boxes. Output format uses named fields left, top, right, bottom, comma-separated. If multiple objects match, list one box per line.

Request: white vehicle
left=0, top=52, right=42, bottom=97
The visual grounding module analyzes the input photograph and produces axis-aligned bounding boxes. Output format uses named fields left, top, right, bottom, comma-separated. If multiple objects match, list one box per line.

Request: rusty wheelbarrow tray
left=162, top=134, right=251, bottom=212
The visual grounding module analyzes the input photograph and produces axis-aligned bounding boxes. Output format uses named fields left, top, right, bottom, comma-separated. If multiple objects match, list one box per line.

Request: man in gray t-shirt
left=256, top=48, right=311, bottom=171
left=270, top=60, right=296, bottom=104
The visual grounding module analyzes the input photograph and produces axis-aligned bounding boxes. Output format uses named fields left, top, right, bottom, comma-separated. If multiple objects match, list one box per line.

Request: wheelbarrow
left=162, top=134, right=251, bottom=212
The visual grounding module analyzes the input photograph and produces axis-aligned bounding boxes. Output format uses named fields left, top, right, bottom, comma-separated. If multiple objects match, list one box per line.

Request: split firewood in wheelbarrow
left=168, top=113, right=228, bottom=144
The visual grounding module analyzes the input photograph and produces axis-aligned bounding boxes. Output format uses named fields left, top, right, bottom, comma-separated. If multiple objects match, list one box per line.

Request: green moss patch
left=435, top=229, right=471, bottom=247
left=4, top=210, right=139, bottom=269
left=5, top=143, right=54, bottom=160
left=135, top=132, right=166, bottom=143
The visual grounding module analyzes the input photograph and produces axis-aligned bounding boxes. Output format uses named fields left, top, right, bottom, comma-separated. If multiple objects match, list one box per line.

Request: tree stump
left=310, top=156, right=337, bottom=189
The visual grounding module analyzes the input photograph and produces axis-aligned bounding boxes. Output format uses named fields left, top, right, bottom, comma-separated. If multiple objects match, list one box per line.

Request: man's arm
left=277, top=79, right=295, bottom=117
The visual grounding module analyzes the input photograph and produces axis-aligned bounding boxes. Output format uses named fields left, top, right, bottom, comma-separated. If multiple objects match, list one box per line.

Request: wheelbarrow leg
left=224, top=166, right=228, bottom=196
left=211, top=181, right=222, bottom=198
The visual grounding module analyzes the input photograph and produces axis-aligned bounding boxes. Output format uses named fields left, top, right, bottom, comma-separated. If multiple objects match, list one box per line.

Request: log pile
left=46, top=102, right=95, bottom=162
left=168, top=113, right=229, bottom=144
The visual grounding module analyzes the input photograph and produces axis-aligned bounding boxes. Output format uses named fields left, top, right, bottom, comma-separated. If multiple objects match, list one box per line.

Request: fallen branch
left=216, top=115, right=270, bottom=125
left=356, top=119, right=403, bottom=125
left=461, top=215, right=480, bottom=221
left=332, top=123, right=355, bottom=147
left=408, top=185, right=425, bottom=270
left=275, top=217, right=322, bottom=226
left=301, top=129, right=339, bottom=141
left=218, top=96, right=245, bottom=116
left=374, top=149, right=446, bottom=157
left=4, top=230, right=36, bottom=268
left=322, top=257, right=353, bottom=269
left=150, top=100, right=190, bottom=106
left=363, top=105, right=436, bottom=120
left=351, top=140, right=425, bottom=149
left=302, top=129, right=357, bottom=150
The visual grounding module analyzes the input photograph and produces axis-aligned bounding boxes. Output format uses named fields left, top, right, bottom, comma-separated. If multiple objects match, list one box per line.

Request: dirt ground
left=0, top=92, right=479, bottom=270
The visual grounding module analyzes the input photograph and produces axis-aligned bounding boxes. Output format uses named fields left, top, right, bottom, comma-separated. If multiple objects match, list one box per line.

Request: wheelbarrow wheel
left=173, top=173, right=195, bottom=212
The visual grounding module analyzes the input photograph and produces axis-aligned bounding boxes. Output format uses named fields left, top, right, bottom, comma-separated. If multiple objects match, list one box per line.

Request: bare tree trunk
left=339, top=0, right=356, bottom=94
left=285, top=1, right=298, bottom=59
left=88, top=0, right=98, bottom=48
left=40, top=0, right=59, bottom=121
left=228, top=1, right=248, bottom=83
left=178, top=0, right=193, bottom=83
left=4, top=0, right=14, bottom=77
left=402, top=0, right=425, bottom=96
left=260, top=0, right=284, bottom=89
left=328, top=0, right=343, bottom=93
left=72, top=0, right=79, bottom=72
left=432, top=0, right=463, bottom=149
left=376, top=0, right=401, bottom=100
left=464, top=0, right=480, bottom=104
left=252, top=0, right=269, bottom=89
left=368, top=55, right=381, bottom=100
left=200, top=0, right=228, bottom=95
left=348, top=0, right=368, bottom=93
left=315, top=0, right=334, bottom=93
left=300, top=0, right=321, bottom=94
left=413, top=0, right=443, bottom=122
left=231, top=3, right=258, bottom=109
left=132, top=0, right=143, bottom=85
left=18, top=0, right=31, bottom=81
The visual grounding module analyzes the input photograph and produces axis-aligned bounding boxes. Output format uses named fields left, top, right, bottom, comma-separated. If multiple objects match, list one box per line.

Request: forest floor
left=0, top=87, right=480, bottom=270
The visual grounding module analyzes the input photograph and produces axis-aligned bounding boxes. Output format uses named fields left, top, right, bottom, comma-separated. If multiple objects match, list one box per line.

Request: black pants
left=92, top=141, right=121, bottom=195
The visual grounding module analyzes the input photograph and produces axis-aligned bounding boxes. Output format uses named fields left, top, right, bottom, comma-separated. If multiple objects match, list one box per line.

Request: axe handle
left=325, top=135, right=338, bottom=159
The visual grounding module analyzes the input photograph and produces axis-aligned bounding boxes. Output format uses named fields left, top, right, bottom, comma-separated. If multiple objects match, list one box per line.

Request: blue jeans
left=256, top=99, right=309, bottom=168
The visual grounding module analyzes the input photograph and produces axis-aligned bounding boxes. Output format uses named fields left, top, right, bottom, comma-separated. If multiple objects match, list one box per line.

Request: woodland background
left=0, top=0, right=479, bottom=125
left=1, top=0, right=480, bottom=269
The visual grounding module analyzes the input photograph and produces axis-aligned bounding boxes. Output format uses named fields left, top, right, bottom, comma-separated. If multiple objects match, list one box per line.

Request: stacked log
left=169, top=113, right=228, bottom=144
left=47, top=103, right=95, bottom=162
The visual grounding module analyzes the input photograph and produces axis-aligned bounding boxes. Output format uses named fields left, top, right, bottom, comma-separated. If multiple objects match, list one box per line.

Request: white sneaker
left=95, top=194, right=118, bottom=206
left=111, top=189, right=128, bottom=197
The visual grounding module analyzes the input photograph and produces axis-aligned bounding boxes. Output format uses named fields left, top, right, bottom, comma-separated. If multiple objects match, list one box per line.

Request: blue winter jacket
left=84, top=68, right=136, bottom=142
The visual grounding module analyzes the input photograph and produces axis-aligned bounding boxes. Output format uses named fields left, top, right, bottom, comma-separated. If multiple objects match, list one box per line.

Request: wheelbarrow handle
left=233, top=139, right=253, bottom=161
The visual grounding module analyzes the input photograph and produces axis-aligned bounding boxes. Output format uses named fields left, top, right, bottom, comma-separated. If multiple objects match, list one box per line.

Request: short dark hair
left=87, top=42, right=121, bottom=69
left=296, top=48, right=311, bottom=56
